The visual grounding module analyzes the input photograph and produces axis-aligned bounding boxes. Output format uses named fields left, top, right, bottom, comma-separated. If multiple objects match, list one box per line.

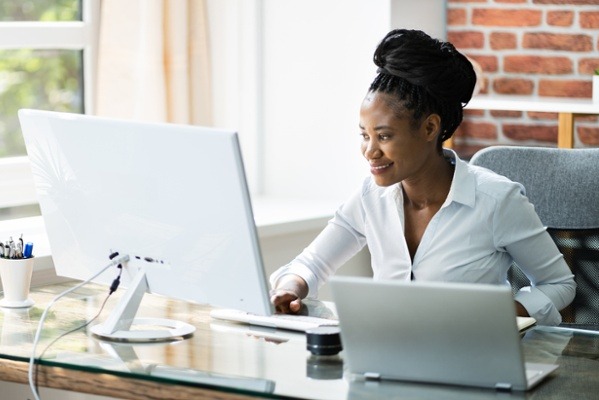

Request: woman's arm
left=495, top=185, right=576, bottom=325
left=269, top=188, right=368, bottom=312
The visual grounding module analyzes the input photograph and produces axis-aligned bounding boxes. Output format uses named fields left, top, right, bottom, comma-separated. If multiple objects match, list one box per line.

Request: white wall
left=206, top=0, right=264, bottom=194
left=391, top=0, right=447, bottom=40
left=207, top=0, right=392, bottom=201
left=260, top=0, right=391, bottom=202
left=207, top=0, right=447, bottom=203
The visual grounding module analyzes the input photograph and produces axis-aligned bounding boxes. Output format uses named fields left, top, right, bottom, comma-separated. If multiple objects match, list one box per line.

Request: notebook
left=330, top=276, right=557, bottom=391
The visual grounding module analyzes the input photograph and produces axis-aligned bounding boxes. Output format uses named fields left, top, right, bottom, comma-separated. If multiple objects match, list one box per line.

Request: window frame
left=0, top=0, right=100, bottom=210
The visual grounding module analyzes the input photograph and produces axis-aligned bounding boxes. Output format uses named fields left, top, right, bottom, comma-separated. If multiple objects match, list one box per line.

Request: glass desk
left=1, top=283, right=598, bottom=400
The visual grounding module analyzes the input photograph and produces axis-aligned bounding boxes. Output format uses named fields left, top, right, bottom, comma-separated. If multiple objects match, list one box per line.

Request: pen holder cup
left=0, top=257, right=35, bottom=308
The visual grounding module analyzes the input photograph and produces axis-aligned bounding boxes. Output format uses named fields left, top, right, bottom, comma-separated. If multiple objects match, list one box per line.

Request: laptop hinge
left=495, top=382, right=512, bottom=391
left=364, top=372, right=381, bottom=380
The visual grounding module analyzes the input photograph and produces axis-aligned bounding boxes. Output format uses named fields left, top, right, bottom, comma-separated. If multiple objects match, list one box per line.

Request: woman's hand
left=270, top=274, right=309, bottom=314
left=515, top=301, right=530, bottom=317
left=270, top=289, right=303, bottom=314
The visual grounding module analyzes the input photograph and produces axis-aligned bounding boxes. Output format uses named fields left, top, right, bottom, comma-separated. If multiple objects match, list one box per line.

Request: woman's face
left=359, top=91, right=440, bottom=187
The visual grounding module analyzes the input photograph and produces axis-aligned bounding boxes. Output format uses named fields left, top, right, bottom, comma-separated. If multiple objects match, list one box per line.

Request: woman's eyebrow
left=359, top=123, right=394, bottom=131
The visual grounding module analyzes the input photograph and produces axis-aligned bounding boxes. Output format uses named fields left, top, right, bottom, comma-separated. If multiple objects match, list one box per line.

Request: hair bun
left=373, top=29, right=476, bottom=105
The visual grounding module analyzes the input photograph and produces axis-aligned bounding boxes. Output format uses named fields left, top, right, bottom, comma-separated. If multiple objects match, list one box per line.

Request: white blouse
left=270, top=150, right=576, bottom=325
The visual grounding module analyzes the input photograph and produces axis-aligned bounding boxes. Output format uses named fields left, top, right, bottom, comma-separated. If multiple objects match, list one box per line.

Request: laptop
left=330, top=276, right=557, bottom=391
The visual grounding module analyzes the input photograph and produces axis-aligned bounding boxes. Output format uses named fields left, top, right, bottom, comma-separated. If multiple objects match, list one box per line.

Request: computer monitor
left=18, top=109, right=273, bottom=342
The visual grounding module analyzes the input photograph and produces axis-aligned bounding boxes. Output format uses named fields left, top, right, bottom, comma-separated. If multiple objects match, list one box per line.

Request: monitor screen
left=19, top=109, right=273, bottom=341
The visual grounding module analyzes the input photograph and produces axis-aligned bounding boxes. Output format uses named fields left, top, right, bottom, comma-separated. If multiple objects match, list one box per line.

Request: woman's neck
left=401, top=154, right=454, bottom=210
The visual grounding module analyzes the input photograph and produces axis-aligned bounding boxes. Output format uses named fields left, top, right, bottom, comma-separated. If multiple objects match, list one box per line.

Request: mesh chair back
left=470, top=146, right=599, bottom=323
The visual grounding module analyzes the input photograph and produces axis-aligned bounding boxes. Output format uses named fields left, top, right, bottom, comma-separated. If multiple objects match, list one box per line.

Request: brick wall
left=447, top=0, right=599, bottom=158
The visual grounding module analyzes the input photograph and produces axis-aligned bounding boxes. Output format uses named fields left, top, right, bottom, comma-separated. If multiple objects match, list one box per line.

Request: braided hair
left=369, top=29, right=476, bottom=147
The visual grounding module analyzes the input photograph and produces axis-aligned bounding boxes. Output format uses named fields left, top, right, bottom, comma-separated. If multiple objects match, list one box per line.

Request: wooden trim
left=557, top=113, right=575, bottom=149
left=0, top=359, right=267, bottom=400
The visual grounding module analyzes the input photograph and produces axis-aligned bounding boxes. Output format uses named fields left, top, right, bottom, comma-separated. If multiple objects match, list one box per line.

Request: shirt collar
left=381, top=148, right=476, bottom=208
left=443, top=148, right=476, bottom=208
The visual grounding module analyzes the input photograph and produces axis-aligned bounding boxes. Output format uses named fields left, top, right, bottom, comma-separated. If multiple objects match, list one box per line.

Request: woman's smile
left=370, top=162, right=393, bottom=175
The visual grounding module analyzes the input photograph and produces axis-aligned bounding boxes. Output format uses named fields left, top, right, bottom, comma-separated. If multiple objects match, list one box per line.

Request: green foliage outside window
left=0, top=0, right=82, bottom=158
left=0, top=0, right=79, bottom=22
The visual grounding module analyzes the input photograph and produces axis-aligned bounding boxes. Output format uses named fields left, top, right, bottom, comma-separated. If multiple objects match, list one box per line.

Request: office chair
left=469, top=146, right=599, bottom=324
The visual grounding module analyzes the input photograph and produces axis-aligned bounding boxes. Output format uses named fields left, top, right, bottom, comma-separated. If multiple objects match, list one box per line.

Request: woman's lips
left=370, top=162, right=392, bottom=175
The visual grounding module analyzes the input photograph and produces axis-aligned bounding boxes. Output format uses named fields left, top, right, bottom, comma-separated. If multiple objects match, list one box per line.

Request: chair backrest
left=470, top=146, right=599, bottom=324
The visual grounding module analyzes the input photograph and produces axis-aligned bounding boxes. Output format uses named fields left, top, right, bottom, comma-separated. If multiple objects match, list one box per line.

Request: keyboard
left=210, top=308, right=339, bottom=332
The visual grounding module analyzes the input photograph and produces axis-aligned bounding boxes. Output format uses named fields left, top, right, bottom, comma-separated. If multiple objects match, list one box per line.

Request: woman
left=269, top=29, right=575, bottom=325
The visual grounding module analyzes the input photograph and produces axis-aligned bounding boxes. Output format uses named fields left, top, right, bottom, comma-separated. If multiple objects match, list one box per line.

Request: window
left=0, top=0, right=99, bottom=219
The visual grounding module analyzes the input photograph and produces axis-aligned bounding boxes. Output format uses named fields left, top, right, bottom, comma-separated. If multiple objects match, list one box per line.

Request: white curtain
left=95, top=0, right=213, bottom=125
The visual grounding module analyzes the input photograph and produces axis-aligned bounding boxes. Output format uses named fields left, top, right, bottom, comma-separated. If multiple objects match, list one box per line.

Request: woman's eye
left=360, top=132, right=369, bottom=140
left=379, top=134, right=390, bottom=141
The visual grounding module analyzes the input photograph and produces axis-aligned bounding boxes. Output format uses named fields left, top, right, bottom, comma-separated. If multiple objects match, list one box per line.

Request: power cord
left=33, top=291, right=111, bottom=394
left=28, top=253, right=128, bottom=400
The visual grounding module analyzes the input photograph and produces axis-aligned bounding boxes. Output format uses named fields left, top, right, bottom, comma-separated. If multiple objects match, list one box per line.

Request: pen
left=18, top=234, right=24, bottom=258
left=24, top=242, right=34, bottom=259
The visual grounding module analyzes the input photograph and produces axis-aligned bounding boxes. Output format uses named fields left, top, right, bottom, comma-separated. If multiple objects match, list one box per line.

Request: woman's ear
left=422, top=113, right=442, bottom=143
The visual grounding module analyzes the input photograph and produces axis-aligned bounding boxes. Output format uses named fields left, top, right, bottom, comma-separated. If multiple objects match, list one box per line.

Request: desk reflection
left=1, top=307, right=34, bottom=348
left=59, top=340, right=277, bottom=394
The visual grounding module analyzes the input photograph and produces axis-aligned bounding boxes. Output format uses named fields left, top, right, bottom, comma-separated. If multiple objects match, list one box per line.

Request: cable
left=28, top=254, right=128, bottom=400
left=33, top=292, right=112, bottom=395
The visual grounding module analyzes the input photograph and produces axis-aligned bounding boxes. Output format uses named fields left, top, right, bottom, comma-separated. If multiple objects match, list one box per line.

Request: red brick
left=456, top=120, right=498, bottom=139
left=575, top=115, right=598, bottom=122
left=490, top=32, right=517, bottom=50
left=527, top=111, right=558, bottom=120
left=578, top=58, right=599, bottom=74
left=464, top=109, right=485, bottom=118
left=493, top=78, right=535, bottom=95
left=547, top=11, right=574, bottom=26
left=472, top=9, right=542, bottom=27
left=447, top=31, right=485, bottom=48
left=503, top=124, right=558, bottom=142
left=495, top=0, right=527, bottom=3
left=523, top=33, right=593, bottom=51
left=490, top=110, right=523, bottom=118
left=448, top=8, right=467, bottom=25
left=448, top=0, right=486, bottom=3
left=580, top=12, right=599, bottom=29
left=538, top=79, right=592, bottom=98
left=534, top=0, right=599, bottom=5
left=578, top=126, right=599, bottom=145
left=504, top=55, right=573, bottom=74
left=466, top=54, right=498, bottom=72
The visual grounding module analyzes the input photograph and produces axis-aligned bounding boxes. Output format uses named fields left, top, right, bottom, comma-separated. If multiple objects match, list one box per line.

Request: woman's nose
left=364, top=141, right=381, bottom=159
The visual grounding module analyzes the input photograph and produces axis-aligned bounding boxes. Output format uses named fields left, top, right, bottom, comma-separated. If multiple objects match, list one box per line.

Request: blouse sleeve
left=493, top=183, right=576, bottom=325
left=269, top=188, right=368, bottom=298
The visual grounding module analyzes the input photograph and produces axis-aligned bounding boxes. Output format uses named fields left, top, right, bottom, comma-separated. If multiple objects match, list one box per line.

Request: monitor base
left=91, top=264, right=195, bottom=343
left=90, top=317, right=195, bottom=342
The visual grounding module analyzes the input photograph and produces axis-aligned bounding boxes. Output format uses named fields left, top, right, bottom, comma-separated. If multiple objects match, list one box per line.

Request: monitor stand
left=90, top=268, right=195, bottom=342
